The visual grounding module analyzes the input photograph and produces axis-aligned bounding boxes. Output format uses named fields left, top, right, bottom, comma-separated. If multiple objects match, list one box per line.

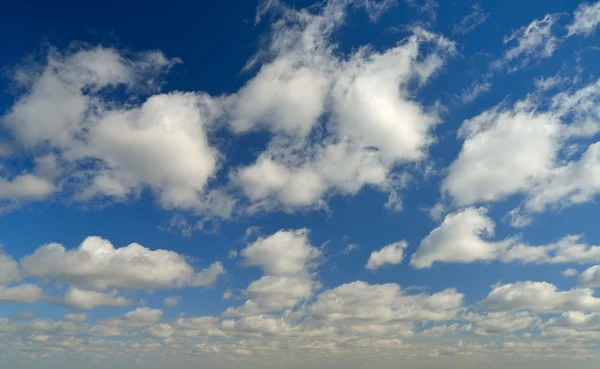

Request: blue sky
left=2, top=0, right=600, bottom=368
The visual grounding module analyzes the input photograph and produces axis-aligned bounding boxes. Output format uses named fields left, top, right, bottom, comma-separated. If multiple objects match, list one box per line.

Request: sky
left=1, top=0, right=600, bottom=368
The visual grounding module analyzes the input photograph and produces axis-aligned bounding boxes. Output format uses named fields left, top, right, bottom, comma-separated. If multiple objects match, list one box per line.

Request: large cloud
left=229, top=0, right=455, bottom=212
left=411, top=208, right=600, bottom=268
left=478, top=281, right=600, bottom=313
left=20, top=236, right=225, bottom=290
left=1, top=46, right=234, bottom=216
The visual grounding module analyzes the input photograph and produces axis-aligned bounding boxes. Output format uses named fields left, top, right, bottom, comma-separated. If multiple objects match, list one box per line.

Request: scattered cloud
left=567, top=1, right=600, bottom=37
left=366, top=241, right=407, bottom=270
left=452, top=4, right=489, bottom=35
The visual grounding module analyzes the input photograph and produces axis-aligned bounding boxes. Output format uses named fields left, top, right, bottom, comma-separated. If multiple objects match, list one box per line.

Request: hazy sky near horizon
left=2, top=0, right=600, bottom=368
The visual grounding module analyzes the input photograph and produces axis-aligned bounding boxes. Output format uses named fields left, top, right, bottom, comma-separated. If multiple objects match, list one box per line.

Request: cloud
left=452, top=4, right=489, bottom=35
left=466, top=311, right=540, bottom=336
left=478, top=281, right=600, bottom=313
left=410, top=208, right=512, bottom=268
left=499, top=14, right=560, bottom=70
left=225, top=276, right=316, bottom=317
left=412, top=208, right=600, bottom=268
left=163, top=296, right=181, bottom=307
left=0, top=250, right=20, bottom=286
left=20, top=236, right=225, bottom=290
left=567, top=1, right=600, bottom=37
left=0, top=284, right=43, bottom=303
left=562, top=268, right=579, bottom=277
left=445, top=79, right=600, bottom=216
left=230, top=1, right=455, bottom=212
left=57, top=287, right=131, bottom=310
left=62, top=313, right=87, bottom=323
left=579, top=265, right=600, bottom=288
left=366, top=241, right=407, bottom=270
left=309, top=281, right=464, bottom=324
left=98, top=307, right=164, bottom=328
left=1, top=46, right=237, bottom=216
left=0, top=174, right=56, bottom=201
left=241, top=229, right=319, bottom=277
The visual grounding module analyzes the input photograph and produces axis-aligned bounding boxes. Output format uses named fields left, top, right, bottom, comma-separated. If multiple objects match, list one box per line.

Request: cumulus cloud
left=0, top=250, right=20, bottom=286
left=20, top=236, right=225, bottom=290
left=562, top=268, right=578, bottom=277
left=411, top=208, right=512, bottom=268
left=241, top=229, right=319, bottom=277
left=99, top=307, right=164, bottom=327
left=567, top=1, right=600, bottom=37
left=0, top=284, right=43, bottom=303
left=412, top=208, right=600, bottom=268
left=57, top=287, right=131, bottom=310
left=310, top=281, right=464, bottom=324
left=366, top=241, right=407, bottom=270
left=478, top=281, right=600, bottom=313
left=466, top=311, right=540, bottom=336
left=1, top=46, right=236, bottom=216
left=445, top=79, right=600, bottom=217
left=579, top=265, right=600, bottom=288
left=229, top=0, right=455, bottom=212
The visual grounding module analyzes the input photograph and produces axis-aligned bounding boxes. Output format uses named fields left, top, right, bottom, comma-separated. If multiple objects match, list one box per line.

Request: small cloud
left=562, top=268, right=578, bottom=277
left=163, top=296, right=181, bottom=307
left=8, top=310, right=35, bottom=321
left=452, top=4, right=489, bottom=35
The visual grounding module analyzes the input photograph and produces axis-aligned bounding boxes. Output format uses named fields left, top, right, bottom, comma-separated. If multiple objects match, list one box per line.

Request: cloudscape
left=1, top=0, right=600, bottom=368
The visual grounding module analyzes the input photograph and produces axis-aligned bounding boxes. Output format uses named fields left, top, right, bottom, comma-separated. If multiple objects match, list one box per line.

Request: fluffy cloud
left=567, top=1, right=600, bottom=37
left=241, top=229, right=319, bottom=277
left=20, top=236, right=225, bottom=290
left=443, top=102, right=561, bottom=206
left=1, top=46, right=235, bottom=215
left=562, top=268, right=578, bottom=277
left=366, top=241, right=407, bottom=270
left=478, top=281, right=600, bottom=313
left=466, top=311, right=540, bottom=336
left=230, top=0, right=455, bottom=211
left=0, top=174, right=56, bottom=201
left=309, top=281, right=464, bottom=323
left=579, top=265, right=600, bottom=288
left=0, top=250, right=20, bottom=286
left=0, top=284, right=43, bottom=303
left=412, top=208, right=600, bottom=268
left=57, top=287, right=131, bottom=310
left=410, top=208, right=512, bottom=268
left=98, top=308, right=164, bottom=328
left=445, top=79, right=600, bottom=217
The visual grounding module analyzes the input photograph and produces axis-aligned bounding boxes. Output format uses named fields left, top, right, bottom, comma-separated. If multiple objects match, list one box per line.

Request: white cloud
left=478, top=281, right=600, bottom=313
left=579, top=265, right=600, bottom=288
left=310, top=281, right=463, bottom=325
left=20, top=236, right=225, bottom=291
left=466, top=311, right=540, bottom=336
left=241, top=229, right=319, bottom=277
left=412, top=208, right=600, bottom=268
left=366, top=241, right=407, bottom=270
left=163, top=296, right=180, bottom=307
left=0, top=174, right=56, bottom=201
left=1, top=46, right=236, bottom=216
left=0, top=284, right=43, bottom=303
left=445, top=79, right=600, bottom=215
left=567, top=1, right=600, bottom=37
left=500, top=14, right=560, bottom=69
left=101, top=307, right=164, bottom=327
left=562, top=268, right=578, bottom=277
left=411, top=208, right=512, bottom=268
left=57, top=287, right=131, bottom=310
left=0, top=250, right=20, bottom=286
left=443, top=102, right=561, bottom=206
left=230, top=1, right=455, bottom=212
